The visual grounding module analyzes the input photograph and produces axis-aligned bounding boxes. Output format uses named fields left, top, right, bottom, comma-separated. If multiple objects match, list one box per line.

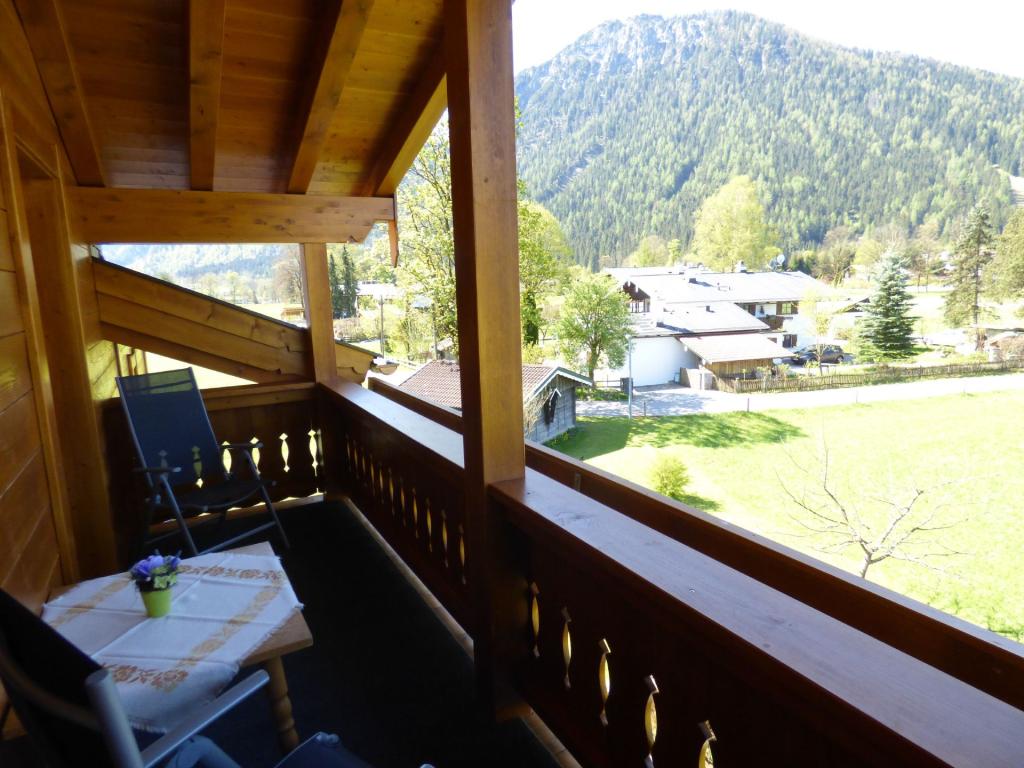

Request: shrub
left=650, top=455, right=689, bottom=501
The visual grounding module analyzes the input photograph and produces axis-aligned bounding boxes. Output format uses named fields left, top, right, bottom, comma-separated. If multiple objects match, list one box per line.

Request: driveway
left=577, top=373, right=1024, bottom=418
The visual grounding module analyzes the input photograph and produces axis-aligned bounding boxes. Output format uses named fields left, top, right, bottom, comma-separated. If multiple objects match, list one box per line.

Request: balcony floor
left=199, top=501, right=559, bottom=767
left=2, top=502, right=560, bottom=768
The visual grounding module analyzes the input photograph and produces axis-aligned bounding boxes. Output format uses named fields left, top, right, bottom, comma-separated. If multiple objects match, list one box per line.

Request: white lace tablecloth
left=42, top=552, right=302, bottom=733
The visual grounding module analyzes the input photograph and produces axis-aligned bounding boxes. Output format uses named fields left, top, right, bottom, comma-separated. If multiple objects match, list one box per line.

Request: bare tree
left=778, top=445, right=965, bottom=579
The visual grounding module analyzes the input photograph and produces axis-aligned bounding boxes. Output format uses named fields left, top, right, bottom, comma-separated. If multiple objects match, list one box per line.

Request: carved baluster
left=530, top=583, right=541, bottom=658
left=279, top=433, right=290, bottom=473
left=316, top=428, right=325, bottom=471
left=643, top=675, right=659, bottom=768
left=221, top=440, right=233, bottom=477
left=598, top=638, right=611, bottom=725
left=411, top=490, right=419, bottom=536
left=308, top=429, right=318, bottom=475
left=250, top=437, right=261, bottom=472
left=458, top=523, right=466, bottom=584
left=698, top=721, right=716, bottom=768
left=441, top=510, right=449, bottom=567
left=561, top=607, right=573, bottom=689
left=425, top=498, right=433, bottom=551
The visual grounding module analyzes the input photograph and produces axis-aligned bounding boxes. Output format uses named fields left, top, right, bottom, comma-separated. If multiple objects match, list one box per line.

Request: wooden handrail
left=366, top=376, right=1024, bottom=711
left=323, top=380, right=1024, bottom=765
left=491, top=472, right=1024, bottom=766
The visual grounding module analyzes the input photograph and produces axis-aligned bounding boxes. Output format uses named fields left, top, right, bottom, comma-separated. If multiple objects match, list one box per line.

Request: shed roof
left=398, top=361, right=590, bottom=410
left=680, top=333, right=790, bottom=364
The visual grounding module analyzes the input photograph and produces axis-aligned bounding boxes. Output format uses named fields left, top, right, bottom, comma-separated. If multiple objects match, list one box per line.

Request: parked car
left=791, top=344, right=847, bottom=364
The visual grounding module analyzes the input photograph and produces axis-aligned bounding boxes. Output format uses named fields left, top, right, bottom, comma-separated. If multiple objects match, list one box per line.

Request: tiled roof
left=680, top=333, right=790, bottom=363
left=398, top=361, right=588, bottom=410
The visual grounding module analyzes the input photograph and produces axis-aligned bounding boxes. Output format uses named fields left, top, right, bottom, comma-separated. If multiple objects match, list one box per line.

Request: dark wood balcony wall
left=320, top=379, right=1024, bottom=767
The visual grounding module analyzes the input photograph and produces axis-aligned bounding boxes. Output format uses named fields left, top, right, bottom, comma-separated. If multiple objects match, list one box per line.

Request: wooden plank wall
left=0, top=0, right=70, bottom=612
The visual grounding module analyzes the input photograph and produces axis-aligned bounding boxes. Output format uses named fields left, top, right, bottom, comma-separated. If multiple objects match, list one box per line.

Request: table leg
left=263, top=655, right=299, bottom=752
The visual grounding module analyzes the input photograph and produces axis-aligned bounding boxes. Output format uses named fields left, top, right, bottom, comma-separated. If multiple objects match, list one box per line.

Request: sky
left=511, top=0, right=1024, bottom=79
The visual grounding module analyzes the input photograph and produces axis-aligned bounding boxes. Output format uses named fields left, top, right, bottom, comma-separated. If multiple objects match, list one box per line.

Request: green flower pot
left=140, top=588, right=172, bottom=618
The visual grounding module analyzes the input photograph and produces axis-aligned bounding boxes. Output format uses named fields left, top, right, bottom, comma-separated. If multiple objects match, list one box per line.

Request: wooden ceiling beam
left=188, top=0, right=226, bottom=191
left=13, top=0, right=106, bottom=186
left=287, top=0, right=375, bottom=194
left=68, top=187, right=396, bottom=244
left=362, top=44, right=447, bottom=196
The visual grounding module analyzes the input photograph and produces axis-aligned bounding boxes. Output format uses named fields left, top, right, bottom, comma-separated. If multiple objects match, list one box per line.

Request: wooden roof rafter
left=361, top=43, right=447, bottom=197
left=288, top=0, right=376, bottom=194
left=188, top=0, right=226, bottom=191
left=13, top=0, right=106, bottom=186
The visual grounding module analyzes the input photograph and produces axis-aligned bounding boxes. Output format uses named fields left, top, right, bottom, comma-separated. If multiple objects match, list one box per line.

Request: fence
left=717, top=359, right=1024, bottom=394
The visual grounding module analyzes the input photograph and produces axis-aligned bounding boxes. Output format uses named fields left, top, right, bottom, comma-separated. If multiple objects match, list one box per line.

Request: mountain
left=515, top=12, right=1024, bottom=266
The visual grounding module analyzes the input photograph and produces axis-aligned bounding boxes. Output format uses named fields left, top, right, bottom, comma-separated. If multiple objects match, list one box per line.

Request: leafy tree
left=945, top=205, right=995, bottom=347
left=399, top=121, right=573, bottom=354
left=691, top=176, right=779, bottom=270
left=273, top=253, right=302, bottom=304
left=861, top=250, right=916, bottom=359
left=667, top=238, right=683, bottom=264
left=800, top=286, right=838, bottom=371
left=627, top=235, right=670, bottom=267
left=519, top=197, right=571, bottom=345
left=557, top=272, right=631, bottom=379
left=990, top=208, right=1024, bottom=305
left=906, top=220, right=943, bottom=290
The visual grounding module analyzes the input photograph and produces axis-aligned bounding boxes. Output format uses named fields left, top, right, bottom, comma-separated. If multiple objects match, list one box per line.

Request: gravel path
left=577, top=372, right=1024, bottom=418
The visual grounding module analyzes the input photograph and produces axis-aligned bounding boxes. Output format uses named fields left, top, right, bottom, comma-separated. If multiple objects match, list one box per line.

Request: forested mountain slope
left=515, top=12, right=1024, bottom=266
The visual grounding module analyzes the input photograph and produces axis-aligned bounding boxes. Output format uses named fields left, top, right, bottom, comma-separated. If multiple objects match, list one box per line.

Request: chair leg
left=163, top=479, right=200, bottom=557
left=259, top=484, right=290, bottom=550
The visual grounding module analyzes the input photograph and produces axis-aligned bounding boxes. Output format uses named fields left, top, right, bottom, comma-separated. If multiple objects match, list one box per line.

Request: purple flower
left=130, top=552, right=180, bottom=585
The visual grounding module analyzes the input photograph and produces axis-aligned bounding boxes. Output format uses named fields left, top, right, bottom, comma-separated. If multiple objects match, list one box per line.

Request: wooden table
left=50, top=541, right=312, bottom=752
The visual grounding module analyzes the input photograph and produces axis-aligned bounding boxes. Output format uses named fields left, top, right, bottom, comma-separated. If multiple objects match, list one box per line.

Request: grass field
left=550, top=390, right=1024, bottom=639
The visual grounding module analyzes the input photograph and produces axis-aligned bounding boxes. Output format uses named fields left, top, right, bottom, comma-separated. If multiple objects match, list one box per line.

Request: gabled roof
left=398, top=361, right=590, bottom=410
left=680, top=333, right=790, bottom=363
left=656, top=301, right=767, bottom=335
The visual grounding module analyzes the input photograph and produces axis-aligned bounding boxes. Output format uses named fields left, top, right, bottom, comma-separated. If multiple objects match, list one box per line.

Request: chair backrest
left=0, top=589, right=123, bottom=767
left=117, top=368, right=224, bottom=486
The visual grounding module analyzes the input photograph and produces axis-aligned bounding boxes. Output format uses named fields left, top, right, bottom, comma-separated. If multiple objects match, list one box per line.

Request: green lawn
left=550, top=391, right=1024, bottom=640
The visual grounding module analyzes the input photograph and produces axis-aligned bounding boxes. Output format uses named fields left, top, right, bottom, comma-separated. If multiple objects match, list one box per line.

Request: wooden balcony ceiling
left=16, top=0, right=445, bottom=196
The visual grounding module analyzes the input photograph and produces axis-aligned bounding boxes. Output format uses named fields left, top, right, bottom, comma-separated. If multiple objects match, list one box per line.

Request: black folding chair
left=117, top=368, right=290, bottom=557
left=0, top=589, right=373, bottom=768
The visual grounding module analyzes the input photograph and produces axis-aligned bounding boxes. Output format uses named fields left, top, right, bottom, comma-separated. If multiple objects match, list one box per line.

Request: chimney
left=705, top=304, right=712, bottom=312
left=735, top=259, right=747, bottom=273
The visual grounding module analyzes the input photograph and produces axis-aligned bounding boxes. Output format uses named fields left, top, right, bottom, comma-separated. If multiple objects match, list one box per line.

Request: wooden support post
left=444, top=0, right=527, bottom=714
left=300, top=243, right=338, bottom=386
left=22, top=160, right=117, bottom=577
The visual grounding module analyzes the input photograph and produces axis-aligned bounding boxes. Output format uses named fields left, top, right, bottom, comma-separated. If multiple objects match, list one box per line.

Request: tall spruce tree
left=862, top=250, right=916, bottom=359
left=944, top=204, right=995, bottom=347
left=327, top=252, right=344, bottom=319
left=340, top=246, right=358, bottom=318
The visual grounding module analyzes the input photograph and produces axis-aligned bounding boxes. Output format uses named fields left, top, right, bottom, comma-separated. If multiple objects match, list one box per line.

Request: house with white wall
left=602, top=266, right=829, bottom=387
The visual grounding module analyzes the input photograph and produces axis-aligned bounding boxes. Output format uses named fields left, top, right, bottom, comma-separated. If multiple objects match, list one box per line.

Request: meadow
left=551, top=390, right=1024, bottom=639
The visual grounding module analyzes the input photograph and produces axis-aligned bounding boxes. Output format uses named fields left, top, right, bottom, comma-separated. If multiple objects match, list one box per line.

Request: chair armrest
left=224, top=442, right=262, bottom=453
left=133, top=466, right=182, bottom=475
left=139, top=670, right=269, bottom=768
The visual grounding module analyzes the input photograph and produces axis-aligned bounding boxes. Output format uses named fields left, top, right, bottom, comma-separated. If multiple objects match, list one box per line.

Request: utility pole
left=627, top=338, right=634, bottom=419
left=378, top=293, right=386, bottom=355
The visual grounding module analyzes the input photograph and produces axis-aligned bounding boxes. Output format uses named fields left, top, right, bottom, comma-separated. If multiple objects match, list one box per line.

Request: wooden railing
left=367, top=377, right=1024, bottom=711
left=318, top=383, right=472, bottom=628
left=103, top=382, right=323, bottom=561
left=341, top=378, right=1024, bottom=766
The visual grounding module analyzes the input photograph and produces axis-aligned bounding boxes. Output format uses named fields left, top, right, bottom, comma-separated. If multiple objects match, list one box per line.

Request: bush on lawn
left=650, top=455, right=689, bottom=500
